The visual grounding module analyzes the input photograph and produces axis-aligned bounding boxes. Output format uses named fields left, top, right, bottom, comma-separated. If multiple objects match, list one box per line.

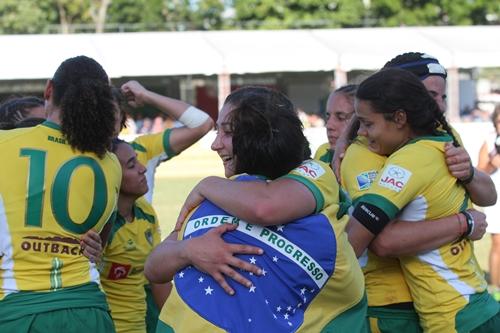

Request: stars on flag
left=249, top=257, right=257, bottom=264
left=198, top=276, right=204, bottom=283
left=287, top=306, right=292, bottom=312
left=249, top=285, right=256, bottom=293
left=300, top=287, right=306, bottom=295
left=276, top=225, right=285, bottom=232
left=179, top=271, right=185, bottom=278
left=205, top=286, right=214, bottom=295
left=284, top=313, right=289, bottom=320
left=272, top=256, right=278, bottom=262
left=261, top=268, right=267, bottom=276
left=276, top=306, right=282, bottom=312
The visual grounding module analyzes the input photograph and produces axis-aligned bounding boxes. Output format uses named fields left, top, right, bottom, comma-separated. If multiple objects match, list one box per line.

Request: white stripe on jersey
left=0, top=195, right=18, bottom=295
left=418, top=249, right=477, bottom=298
left=144, top=153, right=168, bottom=203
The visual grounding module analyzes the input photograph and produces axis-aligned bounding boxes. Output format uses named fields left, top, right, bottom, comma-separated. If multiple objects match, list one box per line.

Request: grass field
left=150, top=143, right=493, bottom=276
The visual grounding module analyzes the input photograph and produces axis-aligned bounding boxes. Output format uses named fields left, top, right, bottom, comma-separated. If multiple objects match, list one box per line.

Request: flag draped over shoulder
left=175, top=175, right=337, bottom=333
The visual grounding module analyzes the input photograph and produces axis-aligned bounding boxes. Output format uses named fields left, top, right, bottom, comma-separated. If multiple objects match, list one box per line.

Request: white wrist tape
left=178, top=106, right=210, bottom=128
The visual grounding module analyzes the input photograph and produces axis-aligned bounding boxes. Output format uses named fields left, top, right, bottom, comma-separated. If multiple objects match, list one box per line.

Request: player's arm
left=144, top=224, right=263, bottom=295
left=445, top=142, right=497, bottom=206
left=150, top=282, right=172, bottom=309
left=175, top=176, right=316, bottom=230
left=80, top=212, right=117, bottom=263
left=477, top=141, right=500, bottom=174
left=369, top=209, right=487, bottom=257
left=121, top=80, right=214, bottom=154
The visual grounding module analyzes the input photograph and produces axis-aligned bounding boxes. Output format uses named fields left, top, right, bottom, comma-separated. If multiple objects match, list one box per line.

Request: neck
left=117, top=195, right=138, bottom=222
left=45, top=105, right=62, bottom=125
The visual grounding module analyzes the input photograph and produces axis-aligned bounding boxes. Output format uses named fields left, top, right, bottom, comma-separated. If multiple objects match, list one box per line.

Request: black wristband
left=460, top=164, right=475, bottom=185
left=461, top=211, right=475, bottom=237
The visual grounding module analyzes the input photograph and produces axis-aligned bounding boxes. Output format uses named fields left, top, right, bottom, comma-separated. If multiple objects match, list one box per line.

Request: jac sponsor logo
left=107, top=263, right=132, bottom=280
left=295, top=160, right=325, bottom=179
left=378, top=164, right=411, bottom=193
left=356, top=170, right=378, bottom=191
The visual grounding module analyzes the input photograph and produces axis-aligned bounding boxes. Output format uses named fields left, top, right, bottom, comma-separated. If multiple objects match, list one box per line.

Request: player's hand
left=121, top=80, right=148, bottom=108
left=80, top=230, right=103, bottom=263
left=185, top=223, right=263, bottom=295
left=489, top=153, right=500, bottom=169
left=332, top=136, right=347, bottom=181
left=175, top=183, right=205, bottom=231
left=445, top=143, right=473, bottom=182
left=466, top=209, right=487, bottom=241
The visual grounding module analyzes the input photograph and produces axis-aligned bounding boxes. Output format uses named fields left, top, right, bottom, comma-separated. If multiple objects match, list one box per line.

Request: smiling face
left=211, top=103, right=236, bottom=178
left=115, top=142, right=148, bottom=197
left=355, top=99, right=411, bottom=156
left=325, top=92, right=354, bottom=149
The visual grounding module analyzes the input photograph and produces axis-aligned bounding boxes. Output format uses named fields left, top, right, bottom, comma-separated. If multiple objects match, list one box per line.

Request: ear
left=393, top=110, right=407, bottom=128
left=43, top=80, right=53, bottom=101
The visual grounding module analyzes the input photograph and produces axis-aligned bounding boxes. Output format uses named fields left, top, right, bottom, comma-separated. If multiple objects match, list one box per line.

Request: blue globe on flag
left=175, top=175, right=337, bottom=332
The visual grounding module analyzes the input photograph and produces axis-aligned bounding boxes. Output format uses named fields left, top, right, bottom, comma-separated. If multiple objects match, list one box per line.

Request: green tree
left=368, top=0, right=499, bottom=27
left=193, top=0, right=225, bottom=30
left=0, top=0, right=52, bottom=34
left=231, top=0, right=365, bottom=29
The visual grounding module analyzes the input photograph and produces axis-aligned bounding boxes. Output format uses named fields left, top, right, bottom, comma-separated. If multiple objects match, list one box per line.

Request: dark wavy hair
left=356, top=68, right=459, bottom=146
left=0, top=96, right=44, bottom=123
left=224, top=86, right=311, bottom=180
left=111, top=86, right=129, bottom=132
left=51, top=56, right=115, bottom=158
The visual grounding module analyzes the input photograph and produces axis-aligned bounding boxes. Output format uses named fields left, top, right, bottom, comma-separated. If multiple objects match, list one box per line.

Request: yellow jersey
left=341, top=137, right=413, bottom=306
left=131, top=129, right=176, bottom=203
left=0, top=121, right=121, bottom=299
left=313, top=142, right=333, bottom=165
left=353, top=135, right=496, bottom=332
left=100, top=197, right=161, bottom=333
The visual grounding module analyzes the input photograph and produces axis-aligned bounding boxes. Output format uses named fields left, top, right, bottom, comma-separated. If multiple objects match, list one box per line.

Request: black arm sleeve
left=352, top=202, right=391, bottom=235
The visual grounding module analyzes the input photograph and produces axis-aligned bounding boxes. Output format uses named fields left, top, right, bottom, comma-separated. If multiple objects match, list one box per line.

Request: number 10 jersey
left=0, top=121, right=121, bottom=300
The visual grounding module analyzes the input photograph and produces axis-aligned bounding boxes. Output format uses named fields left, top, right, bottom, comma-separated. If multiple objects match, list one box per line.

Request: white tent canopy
left=0, top=25, right=499, bottom=80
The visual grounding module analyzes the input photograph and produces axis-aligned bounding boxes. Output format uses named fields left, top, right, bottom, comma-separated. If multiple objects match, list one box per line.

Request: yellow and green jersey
left=352, top=134, right=496, bottom=332
left=282, top=160, right=364, bottom=332
left=130, top=129, right=177, bottom=203
left=100, top=197, right=161, bottom=333
left=0, top=121, right=120, bottom=300
left=341, top=137, right=413, bottom=307
left=158, top=160, right=364, bottom=332
left=313, top=142, right=333, bottom=165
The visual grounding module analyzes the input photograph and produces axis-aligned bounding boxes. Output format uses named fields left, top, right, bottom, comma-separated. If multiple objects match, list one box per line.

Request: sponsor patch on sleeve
left=294, top=160, right=326, bottom=180
left=356, top=170, right=378, bottom=190
left=378, top=164, right=412, bottom=193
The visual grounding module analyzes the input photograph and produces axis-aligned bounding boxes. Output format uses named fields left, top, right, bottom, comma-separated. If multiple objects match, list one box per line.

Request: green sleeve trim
left=108, top=214, right=125, bottom=245
left=163, top=129, right=176, bottom=158
left=407, top=132, right=452, bottom=145
left=41, top=120, right=61, bottom=130
left=337, top=187, right=352, bottom=219
left=355, top=193, right=400, bottom=220
left=319, top=149, right=334, bottom=165
left=282, top=174, right=324, bottom=213
left=134, top=204, right=156, bottom=224
left=460, top=191, right=471, bottom=211
left=130, top=141, right=147, bottom=153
